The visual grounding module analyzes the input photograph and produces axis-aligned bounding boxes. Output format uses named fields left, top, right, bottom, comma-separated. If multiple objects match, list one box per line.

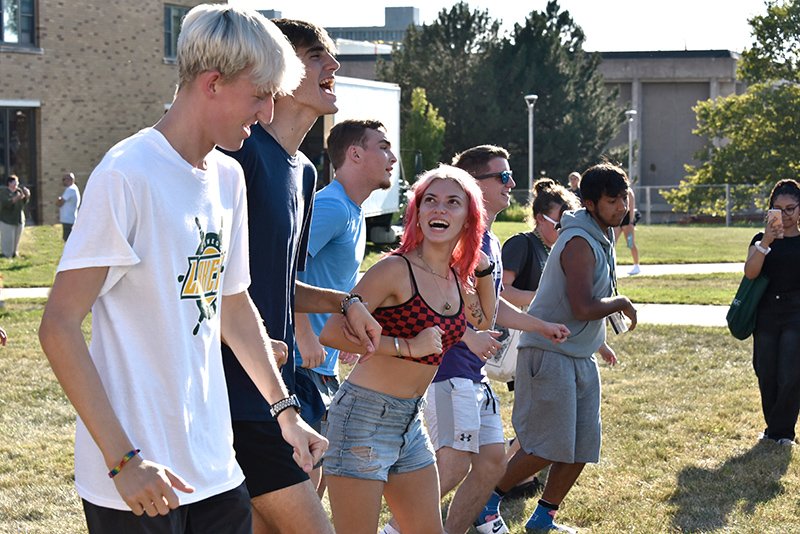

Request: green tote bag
left=726, top=274, right=770, bottom=340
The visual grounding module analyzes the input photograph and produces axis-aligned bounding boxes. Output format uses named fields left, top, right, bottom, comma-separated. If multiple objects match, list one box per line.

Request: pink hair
left=393, top=165, right=486, bottom=289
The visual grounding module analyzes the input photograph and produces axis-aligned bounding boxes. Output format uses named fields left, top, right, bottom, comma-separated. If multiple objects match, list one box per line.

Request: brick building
left=0, top=0, right=203, bottom=224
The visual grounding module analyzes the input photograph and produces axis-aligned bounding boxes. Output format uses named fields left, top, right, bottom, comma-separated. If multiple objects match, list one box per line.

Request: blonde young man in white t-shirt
left=38, top=6, right=326, bottom=533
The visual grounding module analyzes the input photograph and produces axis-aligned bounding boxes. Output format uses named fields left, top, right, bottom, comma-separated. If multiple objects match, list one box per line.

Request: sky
left=229, top=0, right=768, bottom=53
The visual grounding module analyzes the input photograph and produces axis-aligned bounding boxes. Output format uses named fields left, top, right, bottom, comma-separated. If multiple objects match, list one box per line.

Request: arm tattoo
left=468, top=301, right=484, bottom=325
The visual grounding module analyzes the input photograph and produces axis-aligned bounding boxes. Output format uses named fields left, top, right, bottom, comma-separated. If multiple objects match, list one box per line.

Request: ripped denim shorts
left=321, top=380, right=435, bottom=481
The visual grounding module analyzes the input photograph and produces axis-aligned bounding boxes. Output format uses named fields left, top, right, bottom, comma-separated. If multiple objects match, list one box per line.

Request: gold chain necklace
left=416, top=253, right=452, bottom=312
left=417, top=253, right=449, bottom=280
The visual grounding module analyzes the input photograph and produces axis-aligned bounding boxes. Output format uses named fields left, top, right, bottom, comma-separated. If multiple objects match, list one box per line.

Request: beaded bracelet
left=108, top=449, right=140, bottom=478
left=340, top=293, right=364, bottom=315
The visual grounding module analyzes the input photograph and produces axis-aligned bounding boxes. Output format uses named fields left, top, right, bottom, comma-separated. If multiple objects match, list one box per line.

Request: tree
left=665, top=0, right=800, bottom=214
left=488, top=1, right=622, bottom=182
left=378, top=2, right=500, bottom=162
left=739, top=0, right=800, bottom=84
left=665, top=83, right=800, bottom=214
left=379, top=1, right=622, bottom=186
left=401, top=88, right=446, bottom=183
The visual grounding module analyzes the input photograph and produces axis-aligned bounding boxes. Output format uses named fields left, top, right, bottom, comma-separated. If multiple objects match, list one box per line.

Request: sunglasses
left=541, top=213, right=559, bottom=226
left=474, top=170, right=513, bottom=184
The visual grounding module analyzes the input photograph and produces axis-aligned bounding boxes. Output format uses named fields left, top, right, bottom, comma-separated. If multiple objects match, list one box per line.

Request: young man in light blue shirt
left=294, top=119, right=396, bottom=491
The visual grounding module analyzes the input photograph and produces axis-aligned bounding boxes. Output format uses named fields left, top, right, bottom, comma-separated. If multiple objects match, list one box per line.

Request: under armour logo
left=459, top=433, right=472, bottom=442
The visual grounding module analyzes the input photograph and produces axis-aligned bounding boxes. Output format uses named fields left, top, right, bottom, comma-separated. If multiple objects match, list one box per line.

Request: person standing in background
left=56, top=173, right=81, bottom=241
left=744, top=179, right=800, bottom=446
left=0, top=175, right=30, bottom=258
left=614, top=188, right=640, bottom=275
left=568, top=172, right=583, bottom=205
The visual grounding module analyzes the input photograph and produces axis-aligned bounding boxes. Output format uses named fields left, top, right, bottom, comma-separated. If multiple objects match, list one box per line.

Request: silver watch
left=270, top=394, right=301, bottom=419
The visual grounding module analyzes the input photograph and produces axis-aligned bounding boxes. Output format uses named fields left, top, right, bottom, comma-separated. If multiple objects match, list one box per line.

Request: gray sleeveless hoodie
left=518, top=208, right=616, bottom=358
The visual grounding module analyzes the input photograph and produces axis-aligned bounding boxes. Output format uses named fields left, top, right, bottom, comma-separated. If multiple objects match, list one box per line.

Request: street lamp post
left=625, top=109, right=637, bottom=183
left=525, top=94, right=538, bottom=201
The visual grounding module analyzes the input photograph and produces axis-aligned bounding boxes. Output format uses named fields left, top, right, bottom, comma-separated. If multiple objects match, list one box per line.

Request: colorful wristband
left=108, top=449, right=140, bottom=478
left=340, top=293, right=364, bottom=315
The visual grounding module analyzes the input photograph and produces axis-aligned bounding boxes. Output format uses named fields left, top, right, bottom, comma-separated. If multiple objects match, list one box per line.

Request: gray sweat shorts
left=512, top=346, right=602, bottom=464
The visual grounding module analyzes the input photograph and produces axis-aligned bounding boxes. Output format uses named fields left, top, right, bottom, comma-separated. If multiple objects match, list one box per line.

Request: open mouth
left=429, top=219, right=450, bottom=230
left=320, top=77, right=335, bottom=94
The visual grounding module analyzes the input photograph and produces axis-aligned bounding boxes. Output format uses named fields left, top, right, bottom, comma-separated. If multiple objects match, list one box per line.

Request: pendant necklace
left=417, top=252, right=452, bottom=312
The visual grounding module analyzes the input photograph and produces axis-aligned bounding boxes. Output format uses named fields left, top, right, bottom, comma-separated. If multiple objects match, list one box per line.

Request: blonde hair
left=177, top=4, right=303, bottom=96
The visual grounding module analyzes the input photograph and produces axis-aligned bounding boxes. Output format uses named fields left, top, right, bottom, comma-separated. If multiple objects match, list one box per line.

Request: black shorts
left=83, top=482, right=251, bottom=534
left=232, top=420, right=310, bottom=497
left=621, top=212, right=631, bottom=226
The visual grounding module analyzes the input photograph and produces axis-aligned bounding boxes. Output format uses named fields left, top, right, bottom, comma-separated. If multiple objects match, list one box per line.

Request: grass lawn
left=0, top=223, right=759, bottom=287
left=618, top=272, right=742, bottom=306
left=362, top=222, right=759, bottom=271
left=0, top=225, right=64, bottom=288
left=494, top=222, right=758, bottom=265
left=2, top=300, right=797, bottom=533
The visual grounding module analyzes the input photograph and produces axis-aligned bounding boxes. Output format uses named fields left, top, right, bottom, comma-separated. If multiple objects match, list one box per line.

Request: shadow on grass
left=668, top=441, right=791, bottom=532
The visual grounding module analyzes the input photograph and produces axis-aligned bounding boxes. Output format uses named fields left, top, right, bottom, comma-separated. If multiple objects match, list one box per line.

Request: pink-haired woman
left=319, top=165, right=563, bottom=534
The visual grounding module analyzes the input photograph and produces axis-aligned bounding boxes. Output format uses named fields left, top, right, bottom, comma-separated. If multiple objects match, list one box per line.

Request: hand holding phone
left=767, top=209, right=784, bottom=239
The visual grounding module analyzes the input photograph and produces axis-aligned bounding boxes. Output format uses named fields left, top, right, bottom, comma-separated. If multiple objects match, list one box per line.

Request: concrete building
left=331, top=44, right=745, bottom=221
left=335, top=40, right=393, bottom=80
left=325, top=7, right=419, bottom=45
left=0, top=0, right=203, bottom=225
left=598, top=50, right=746, bottom=222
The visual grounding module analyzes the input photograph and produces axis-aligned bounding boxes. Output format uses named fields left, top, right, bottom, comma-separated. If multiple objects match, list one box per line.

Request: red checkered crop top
left=372, top=255, right=467, bottom=366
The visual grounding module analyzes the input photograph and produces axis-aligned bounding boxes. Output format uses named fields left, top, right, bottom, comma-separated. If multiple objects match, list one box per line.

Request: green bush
left=495, top=196, right=528, bottom=222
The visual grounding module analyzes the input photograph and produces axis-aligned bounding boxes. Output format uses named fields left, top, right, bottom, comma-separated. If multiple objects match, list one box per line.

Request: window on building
left=0, top=107, right=38, bottom=222
left=164, top=4, right=190, bottom=59
left=1, top=0, right=35, bottom=46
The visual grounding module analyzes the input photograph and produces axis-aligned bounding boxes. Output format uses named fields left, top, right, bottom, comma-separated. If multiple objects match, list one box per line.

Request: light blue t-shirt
left=294, top=180, right=365, bottom=376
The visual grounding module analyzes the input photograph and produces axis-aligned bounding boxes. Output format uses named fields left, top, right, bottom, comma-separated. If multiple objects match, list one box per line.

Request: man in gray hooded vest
left=476, top=162, right=637, bottom=533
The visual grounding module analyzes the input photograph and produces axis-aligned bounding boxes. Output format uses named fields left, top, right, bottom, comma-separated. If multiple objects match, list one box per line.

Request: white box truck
left=313, top=76, right=403, bottom=244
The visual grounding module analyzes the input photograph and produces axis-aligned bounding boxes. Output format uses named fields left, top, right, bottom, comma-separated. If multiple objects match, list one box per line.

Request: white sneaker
left=628, top=265, right=641, bottom=275
left=475, top=515, right=509, bottom=534
left=777, top=438, right=796, bottom=446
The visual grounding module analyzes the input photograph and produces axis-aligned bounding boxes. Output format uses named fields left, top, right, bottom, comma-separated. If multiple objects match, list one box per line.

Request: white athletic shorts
left=424, top=377, right=505, bottom=453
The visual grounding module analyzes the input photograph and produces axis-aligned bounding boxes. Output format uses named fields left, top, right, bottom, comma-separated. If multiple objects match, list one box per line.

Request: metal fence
left=635, top=183, right=772, bottom=226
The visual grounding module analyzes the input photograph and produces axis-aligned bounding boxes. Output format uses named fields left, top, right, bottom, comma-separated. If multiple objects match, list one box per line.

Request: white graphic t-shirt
left=58, top=128, right=250, bottom=510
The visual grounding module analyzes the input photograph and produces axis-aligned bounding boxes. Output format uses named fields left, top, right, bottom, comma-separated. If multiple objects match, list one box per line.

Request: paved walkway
left=1, top=287, right=50, bottom=299
left=617, top=262, right=744, bottom=278
left=1, top=263, right=744, bottom=327
left=616, top=262, right=742, bottom=328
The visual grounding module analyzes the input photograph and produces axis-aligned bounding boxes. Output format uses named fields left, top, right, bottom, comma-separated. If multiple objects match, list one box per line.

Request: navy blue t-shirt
left=219, top=124, right=320, bottom=422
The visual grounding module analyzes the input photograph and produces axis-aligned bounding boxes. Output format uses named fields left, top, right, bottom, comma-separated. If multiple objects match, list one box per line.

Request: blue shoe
left=474, top=492, right=507, bottom=533
left=525, top=520, right=577, bottom=533
left=525, top=505, right=577, bottom=533
left=474, top=491, right=502, bottom=524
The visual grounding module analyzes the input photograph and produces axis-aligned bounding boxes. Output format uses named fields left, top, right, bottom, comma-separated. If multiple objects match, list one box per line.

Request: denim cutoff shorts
left=321, top=380, right=436, bottom=481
